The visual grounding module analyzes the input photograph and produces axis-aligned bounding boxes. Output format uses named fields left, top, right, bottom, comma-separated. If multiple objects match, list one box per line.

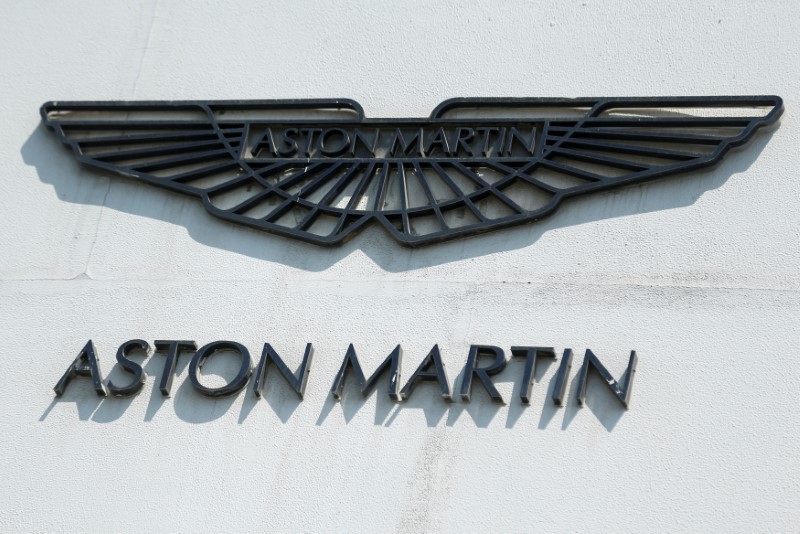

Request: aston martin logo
left=42, top=96, right=782, bottom=246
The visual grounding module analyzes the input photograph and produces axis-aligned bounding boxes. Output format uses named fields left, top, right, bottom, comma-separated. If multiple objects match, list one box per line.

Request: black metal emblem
left=41, top=96, right=782, bottom=246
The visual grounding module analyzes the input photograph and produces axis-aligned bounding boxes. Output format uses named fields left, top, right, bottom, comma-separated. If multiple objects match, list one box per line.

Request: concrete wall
left=2, top=1, right=799, bottom=531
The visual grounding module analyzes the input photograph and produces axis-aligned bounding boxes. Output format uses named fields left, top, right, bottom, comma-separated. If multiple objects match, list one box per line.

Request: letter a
left=53, top=340, right=108, bottom=397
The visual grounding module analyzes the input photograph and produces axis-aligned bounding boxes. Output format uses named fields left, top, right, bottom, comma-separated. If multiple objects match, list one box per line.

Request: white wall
left=2, top=1, right=799, bottom=531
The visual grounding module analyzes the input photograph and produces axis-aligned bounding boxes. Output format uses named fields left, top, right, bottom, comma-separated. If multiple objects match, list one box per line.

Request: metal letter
left=154, top=340, right=197, bottom=396
left=551, top=348, right=574, bottom=406
left=251, top=128, right=279, bottom=157
left=107, top=339, right=149, bottom=397
left=388, top=128, right=423, bottom=157
left=494, top=127, right=507, bottom=155
left=299, top=128, right=322, bottom=157
left=476, top=127, right=499, bottom=156
left=349, top=128, right=378, bottom=157
left=510, top=346, right=556, bottom=404
left=277, top=128, right=299, bottom=157
left=399, top=345, right=453, bottom=402
left=252, top=343, right=313, bottom=400
left=576, top=349, right=638, bottom=409
left=331, top=344, right=402, bottom=401
left=460, top=345, right=506, bottom=404
left=188, top=341, right=252, bottom=398
left=319, top=128, right=351, bottom=157
left=454, top=127, right=477, bottom=157
left=53, top=340, right=108, bottom=397
left=424, top=127, right=453, bottom=157
left=503, top=127, right=536, bottom=156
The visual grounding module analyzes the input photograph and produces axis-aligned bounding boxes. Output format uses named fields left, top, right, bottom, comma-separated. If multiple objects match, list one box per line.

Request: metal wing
left=418, top=96, right=783, bottom=241
left=40, top=99, right=372, bottom=245
left=42, top=96, right=782, bottom=247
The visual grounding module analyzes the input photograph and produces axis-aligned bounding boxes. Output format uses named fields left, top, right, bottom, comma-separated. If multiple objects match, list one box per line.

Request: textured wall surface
left=2, top=1, right=799, bottom=532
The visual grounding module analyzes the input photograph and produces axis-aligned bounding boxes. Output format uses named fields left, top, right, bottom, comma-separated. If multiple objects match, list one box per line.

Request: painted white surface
left=2, top=1, right=799, bottom=531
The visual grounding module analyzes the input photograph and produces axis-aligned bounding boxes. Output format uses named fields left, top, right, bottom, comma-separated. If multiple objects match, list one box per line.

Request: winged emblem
left=41, top=96, right=782, bottom=246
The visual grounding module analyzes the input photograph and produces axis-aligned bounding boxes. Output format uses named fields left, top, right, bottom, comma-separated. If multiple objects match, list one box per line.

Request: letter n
left=576, top=349, right=637, bottom=408
left=252, top=343, right=314, bottom=400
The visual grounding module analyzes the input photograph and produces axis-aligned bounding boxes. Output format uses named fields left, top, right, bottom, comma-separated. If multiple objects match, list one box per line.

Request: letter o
left=319, top=128, right=351, bottom=157
left=189, top=341, right=252, bottom=397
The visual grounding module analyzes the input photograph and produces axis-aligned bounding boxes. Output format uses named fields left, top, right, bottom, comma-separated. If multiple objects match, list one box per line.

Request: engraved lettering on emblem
left=251, top=125, right=538, bottom=159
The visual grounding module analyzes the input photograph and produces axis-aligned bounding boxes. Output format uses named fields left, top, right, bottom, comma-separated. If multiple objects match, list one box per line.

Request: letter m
left=331, top=344, right=402, bottom=400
